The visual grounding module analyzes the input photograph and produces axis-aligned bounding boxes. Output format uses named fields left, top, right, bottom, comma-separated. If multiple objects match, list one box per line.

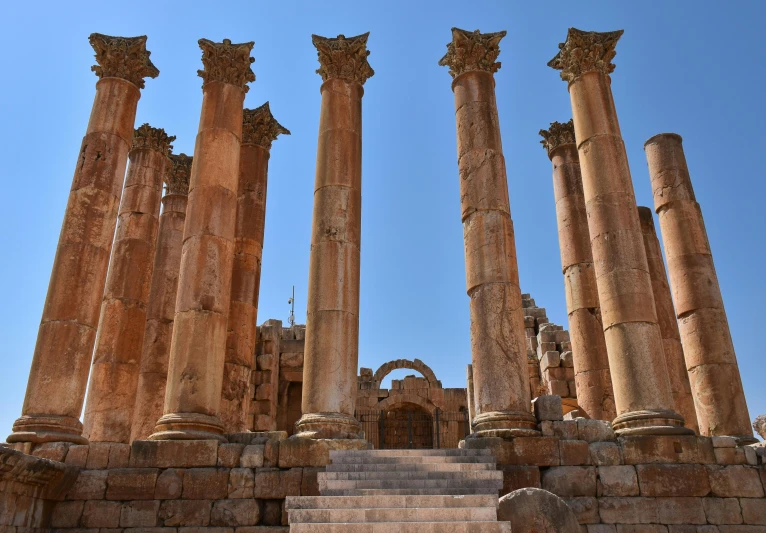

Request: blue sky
left=1, top=1, right=763, bottom=438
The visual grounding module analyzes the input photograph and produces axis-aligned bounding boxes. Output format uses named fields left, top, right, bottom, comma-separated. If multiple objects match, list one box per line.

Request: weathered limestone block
left=597, top=465, right=639, bottom=497
left=211, top=499, right=262, bottom=526
left=253, top=468, right=302, bottom=499
left=599, top=497, right=659, bottom=524
left=533, top=395, right=563, bottom=422
left=590, top=442, right=622, bottom=466
left=105, top=468, right=158, bottom=500
left=182, top=468, right=229, bottom=500
left=707, top=465, right=765, bottom=498
left=703, top=497, right=744, bottom=524
left=130, top=440, right=219, bottom=468
left=497, top=487, right=580, bottom=532
left=217, top=443, right=246, bottom=468
left=620, top=435, right=715, bottom=465
left=300, top=467, right=324, bottom=496
left=500, top=465, right=541, bottom=494
left=278, top=438, right=369, bottom=468
left=560, top=440, right=590, bottom=466
left=155, top=468, right=183, bottom=499
left=540, top=420, right=579, bottom=440
left=239, top=445, right=265, bottom=468
left=542, top=466, right=597, bottom=496
left=158, top=499, right=212, bottom=526
left=119, top=500, right=160, bottom=527
left=656, top=497, right=707, bottom=524
left=81, top=499, right=121, bottom=528
left=754, top=415, right=766, bottom=440
left=740, top=498, right=766, bottom=525
left=227, top=467, right=254, bottom=499
left=636, top=464, right=711, bottom=497
left=66, top=470, right=108, bottom=500
left=564, top=496, right=600, bottom=524
left=577, top=419, right=615, bottom=443
left=462, top=436, right=561, bottom=466
left=51, top=500, right=85, bottom=528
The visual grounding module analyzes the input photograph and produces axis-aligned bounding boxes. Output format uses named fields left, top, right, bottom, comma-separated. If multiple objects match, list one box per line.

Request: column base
left=7, top=414, right=88, bottom=445
left=468, top=410, right=540, bottom=439
left=293, top=412, right=364, bottom=440
left=612, top=409, right=695, bottom=437
left=149, top=412, right=227, bottom=443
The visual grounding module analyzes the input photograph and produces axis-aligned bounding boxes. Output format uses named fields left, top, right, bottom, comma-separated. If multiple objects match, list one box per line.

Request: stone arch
left=376, top=392, right=436, bottom=415
left=371, top=358, right=439, bottom=391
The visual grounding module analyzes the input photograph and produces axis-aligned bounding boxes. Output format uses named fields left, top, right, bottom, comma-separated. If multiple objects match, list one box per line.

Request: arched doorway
left=381, top=402, right=434, bottom=449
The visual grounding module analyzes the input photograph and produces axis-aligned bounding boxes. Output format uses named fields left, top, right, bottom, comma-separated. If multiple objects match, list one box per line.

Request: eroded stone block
left=636, top=464, right=711, bottom=497
left=597, top=465, right=639, bottom=497
left=130, top=440, right=219, bottom=468
left=541, top=466, right=597, bottom=497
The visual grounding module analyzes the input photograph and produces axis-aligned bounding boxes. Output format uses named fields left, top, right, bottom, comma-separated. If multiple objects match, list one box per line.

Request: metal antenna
left=287, top=285, right=295, bottom=327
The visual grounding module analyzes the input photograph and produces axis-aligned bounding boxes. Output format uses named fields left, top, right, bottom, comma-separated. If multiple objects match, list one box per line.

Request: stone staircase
left=285, top=448, right=510, bottom=532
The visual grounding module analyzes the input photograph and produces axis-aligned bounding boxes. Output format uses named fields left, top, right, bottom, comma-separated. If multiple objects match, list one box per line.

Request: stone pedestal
left=548, top=28, right=692, bottom=436
left=83, top=124, right=174, bottom=443
left=221, top=103, right=289, bottom=433
left=440, top=28, right=537, bottom=438
left=131, top=155, right=192, bottom=442
left=295, top=33, right=373, bottom=440
left=638, top=207, right=700, bottom=434
left=645, top=133, right=753, bottom=442
left=8, top=34, right=158, bottom=445
left=540, top=120, right=616, bottom=422
left=151, top=39, right=254, bottom=442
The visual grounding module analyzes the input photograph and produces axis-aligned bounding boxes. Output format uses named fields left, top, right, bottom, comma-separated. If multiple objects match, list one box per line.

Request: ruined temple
left=1, top=27, right=765, bottom=533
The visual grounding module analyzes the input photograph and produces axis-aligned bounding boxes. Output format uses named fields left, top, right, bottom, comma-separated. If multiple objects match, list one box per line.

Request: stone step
left=285, top=495, right=499, bottom=510
left=330, top=455, right=493, bottom=464
left=320, top=470, right=503, bottom=481
left=320, top=478, right=503, bottom=491
left=326, top=461, right=496, bottom=472
left=289, top=521, right=512, bottom=532
left=288, top=506, right=497, bottom=523
left=320, top=488, right=501, bottom=496
left=330, top=449, right=492, bottom=457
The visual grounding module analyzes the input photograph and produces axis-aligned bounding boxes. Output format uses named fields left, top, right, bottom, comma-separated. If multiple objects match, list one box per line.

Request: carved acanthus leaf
left=132, top=124, right=175, bottom=155
left=539, top=119, right=576, bottom=156
left=438, top=27, right=506, bottom=79
left=198, top=38, right=255, bottom=92
left=166, top=154, right=193, bottom=195
left=548, top=28, right=623, bottom=83
left=312, top=33, right=374, bottom=85
left=89, top=33, right=159, bottom=89
left=242, top=102, right=290, bottom=149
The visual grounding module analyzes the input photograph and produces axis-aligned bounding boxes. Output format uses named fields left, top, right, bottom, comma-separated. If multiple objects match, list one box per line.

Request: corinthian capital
left=198, top=38, right=255, bottom=92
left=132, top=124, right=175, bottom=155
left=548, top=28, right=623, bottom=83
left=539, top=119, right=576, bottom=157
left=166, top=154, right=193, bottom=195
left=89, top=33, right=159, bottom=89
left=312, top=33, right=374, bottom=85
left=242, top=102, right=290, bottom=149
left=438, top=27, right=506, bottom=79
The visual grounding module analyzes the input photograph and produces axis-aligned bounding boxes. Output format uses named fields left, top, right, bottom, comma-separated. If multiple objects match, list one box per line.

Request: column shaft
left=645, top=134, right=752, bottom=441
left=83, top=125, right=172, bottom=443
left=548, top=29, right=691, bottom=436
left=131, top=155, right=191, bottom=442
left=638, top=207, right=700, bottom=433
left=542, top=124, right=616, bottom=421
left=466, top=364, right=475, bottom=427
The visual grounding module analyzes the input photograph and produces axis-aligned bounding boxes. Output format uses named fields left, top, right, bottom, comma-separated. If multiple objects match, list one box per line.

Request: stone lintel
left=311, top=32, right=374, bottom=85
left=438, top=27, right=507, bottom=79
left=89, top=33, right=159, bottom=89
left=242, top=102, right=291, bottom=149
left=132, top=123, right=175, bottom=155
left=548, top=27, right=624, bottom=83
left=198, top=38, right=255, bottom=91
left=165, top=153, right=193, bottom=195
left=539, top=119, right=576, bottom=157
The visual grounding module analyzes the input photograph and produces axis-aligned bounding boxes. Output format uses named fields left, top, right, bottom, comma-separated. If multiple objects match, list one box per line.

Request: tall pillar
left=295, top=33, right=374, bottom=439
left=439, top=28, right=538, bottom=438
left=151, top=39, right=255, bottom=442
left=83, top=124, right=174, bottom=443
left=548, top=28, right=692, bottom=436
left=540, top=120, right=616, bottom=421
left=637, top=207, right=700, bottom=434
left=645, top=134, right=753, bottom=441
left=8, top=34, right=158, bottom=445
left=466, top=364, right=475, bottom=426
left=131, top=155, right=192, bottom=442
left=221, top=103, right=289, bottom=433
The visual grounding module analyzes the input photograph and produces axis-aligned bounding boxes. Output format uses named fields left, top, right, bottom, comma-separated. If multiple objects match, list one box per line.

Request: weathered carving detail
left=198, top=38, right=256, bottom=91
left=132, top=123, right=175, bottom=155
left=312, top=33, right=374, bottom=85
left=242, top=102, right=290, bottom=149
left=165, top=154, right=193, bottom=195
left=89, top=33, right=159, bottom=89
left=548, top=27, right=624, bottom=83
left=438, top=27, right=507, bottom=79
left=539, top=119, right=576, bottom=156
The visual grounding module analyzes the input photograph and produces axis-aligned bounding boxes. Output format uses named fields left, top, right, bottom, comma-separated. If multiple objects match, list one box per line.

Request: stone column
left=439, top=28, right=538, bottom=438
left=130, top=155, right=192, bottom=442
left=221, top=103, right=289, bottom=433
left=637, top=207, right=700, bottom=434
left=295, top=33, right=374, bottom=440
left=548, top=28, right=692, bottom=436
left=466, top=364, right=475, bottom=426
left=83, top=124, right=174, bottom=443
left=150, top=39, right=255, bottom=442
left=645, top=134, right=753, bottom=441
left=540, top=120, right=616, bottom=422
left=8, top=34, right=158, bottom=445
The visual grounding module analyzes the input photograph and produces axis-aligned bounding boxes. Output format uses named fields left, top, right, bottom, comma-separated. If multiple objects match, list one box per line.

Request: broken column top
left=311, top=32, right=375, bottom=85
left=242, top=102, right=291, bottom=149
left=438, top=27, right=507, bottom=79
left=165, top=154, right=193, bottom=195
left=89, top=33, right=159, bottom=89
left=547, top=27, right=623, bottom=83
left=197, top=38, right=255, bottom=91
left=132, top=123, right=175, bottom=155
left=539, top=119, right=576, bottom=157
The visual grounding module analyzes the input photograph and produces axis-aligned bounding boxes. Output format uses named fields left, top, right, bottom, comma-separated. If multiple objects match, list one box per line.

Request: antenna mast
left=287, top=285, right=295, bottom=327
